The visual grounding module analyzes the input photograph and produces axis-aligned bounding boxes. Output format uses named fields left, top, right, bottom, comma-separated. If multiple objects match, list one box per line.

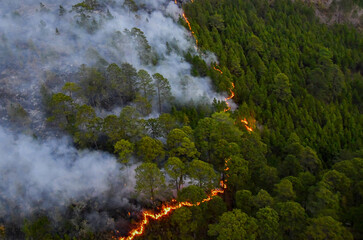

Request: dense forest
left=0, top=0, right=363, bottom=239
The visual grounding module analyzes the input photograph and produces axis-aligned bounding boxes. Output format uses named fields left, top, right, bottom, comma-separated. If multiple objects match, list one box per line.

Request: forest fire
left=224, top=82, right=235, bottom=112
left=118, top=189, right=224, bottom=240
left=240, top=118, right=253, bottom=132
left=213, top=66, right=223, bottom=74
left=182, top=13, right=198, bottom=46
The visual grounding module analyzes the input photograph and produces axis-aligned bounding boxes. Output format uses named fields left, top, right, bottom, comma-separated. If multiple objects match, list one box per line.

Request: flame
left=118, top=189, right=224, bottom=240
left=224, top=82, right=235, bottom=112
left=240, top=118, right=254, bottom=132
left=219, top=158, right=230, bottom=189
left=213, top=66, right=223, bottom=74
left=182, top=13, right=198, bottom=46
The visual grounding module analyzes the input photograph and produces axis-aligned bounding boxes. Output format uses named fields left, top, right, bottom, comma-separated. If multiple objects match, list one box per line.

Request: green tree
left=236, top=190, right=253, bottom=215
left=272, top=73, right=291, bottom=102
left=62, top=82, right=81, bottom=98
left=256, top=207, right=280, bottom=240
left=134, top=95, right=152, bottom=116
left=177, top=185, right=207, bottom=204
left=171, top=208, right=196, bottom=239
left=137, top=69, right=155, bottom=100
left=274, top=179, right=296, bottom=201
left=135, top=162, right=166, bottom=205
left=123, top=0, right=138, bottom=12
left=22, top=216, right=52, bottom=240
left=254, top=189, right=274, bottom=209
left=165, top=157, right=186, bottom=192
left=114, top=139, right=134, bottom=165
left=153, top=73, right=172, bottom=113
left=305, top=216, right=353, bottom=240
left=188, top=159, right=217, bottom=190
left=136, top=136, right=164, bottom=163
left=226, top=155, right=250, bottom=193
left=47, top=93, right=76, bottom=132
left=79, top=67, right=109, bottom=107
left=74, top=104, right=100, bottom=148
left=208, top=209, right=258, bottom=240
left=120, top=62, right=139, bottom=102
left=167, top=128, right=200, bottom=162
left=275, top=201, right=307, bottom=240
left=300, top=147, right=323, bottom=175
left=306, top=184, right=340, bottom=219
left=118, top=106, right=145, bottom=141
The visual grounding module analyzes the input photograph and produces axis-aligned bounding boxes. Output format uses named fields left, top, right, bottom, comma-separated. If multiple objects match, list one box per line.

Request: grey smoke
left=0, top=0, right=228, bottom=230
left=0, top=125, right=135, bottom=219
left=0, top=0, right=224, bottom=110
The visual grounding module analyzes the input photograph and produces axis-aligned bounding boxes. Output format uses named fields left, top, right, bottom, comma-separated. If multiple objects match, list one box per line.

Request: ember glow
left=182, top=13, right=198, bottom=46
left=118, top=189, right=224, bottom=240
left=224, top=82, right=235, bottom=112
left=240, top=118, right=254, bottom=132
left=213, top=66, right=223, bottom=74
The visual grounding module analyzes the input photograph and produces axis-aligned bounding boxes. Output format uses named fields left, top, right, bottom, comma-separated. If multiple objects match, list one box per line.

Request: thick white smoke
left=0, top=0, right=226, bottom=230
left=0, top=0, right=224, bottom=112
left=0, top=125, right=135, bottom=219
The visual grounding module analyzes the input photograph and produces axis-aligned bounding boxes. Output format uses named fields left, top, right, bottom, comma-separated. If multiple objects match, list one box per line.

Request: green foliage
left=236, top=190, right=253, bottom=215
left=22, top=216, right=52, bottom=240
left=305, top=216, right=353, bottom=240
left=114, top=139, right=134, bottom=164
left=188, top=159, right=217, bottom=190
left=275, top=201, right=307, bottom=239
left=135, top=162, right=166, bottom=204
left=165, top=157, right=186, bottom=192
left=208, top=209, right=258, bottom=240
left=256, top=207, right=280, bottom=240
left=177, top=185, right=206, bottom=204
left=171, top=208, right=196, bottom=239
left=32, top=0, right=363, bottom=238
left=153, top=73, right=172, bottom=113
left=167, top=128, right=200, bottom=162
left=136, top=136, right=164, bottom=163
left=254, top=189, right=274, bottom=209
left=274, top=179, right=296, bottom=201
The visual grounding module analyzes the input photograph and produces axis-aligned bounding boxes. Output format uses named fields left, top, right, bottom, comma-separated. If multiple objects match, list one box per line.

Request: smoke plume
left=0, top=0, right=224, bottom=127
left=0, top=125, right=137, bottom=221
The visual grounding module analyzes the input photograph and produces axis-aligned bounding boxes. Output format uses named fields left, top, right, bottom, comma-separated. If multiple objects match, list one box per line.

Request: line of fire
left=116, top=1, right=254, bottom=239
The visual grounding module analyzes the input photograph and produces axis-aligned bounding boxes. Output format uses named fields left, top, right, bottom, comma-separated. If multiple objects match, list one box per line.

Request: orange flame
left=240, top=118, right=253, bottom=132
left=182, top=13, right=198, bottom=46
left=224, top=82, right=235, bottom=112
left=213, top=66, right=223, bottom=74
left=118, top=189, right=224, bottom=240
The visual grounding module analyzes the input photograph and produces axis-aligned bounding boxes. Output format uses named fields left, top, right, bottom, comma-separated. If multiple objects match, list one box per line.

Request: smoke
left=0, top=0, right=227, bottom=233
left=0, top=0, right=224, bottom=125
left=0, top=125, right=136, bottom=221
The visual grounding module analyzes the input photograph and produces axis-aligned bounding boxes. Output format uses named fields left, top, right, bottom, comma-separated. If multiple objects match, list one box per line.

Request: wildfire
left=118, top=189, right=224, bottom=240
left=224, top=82, right=235, bottom=112
left=213, top=66, right=223, bottom=74
left=182, top=13, right=198, bottom=46
left=240, top=118, right=254, bottom=132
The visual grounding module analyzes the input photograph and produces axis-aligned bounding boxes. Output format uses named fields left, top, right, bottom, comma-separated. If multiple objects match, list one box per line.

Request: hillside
left=303, top=0, right=363, bottom=29
left=0, top=0, right=362, bottom=239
